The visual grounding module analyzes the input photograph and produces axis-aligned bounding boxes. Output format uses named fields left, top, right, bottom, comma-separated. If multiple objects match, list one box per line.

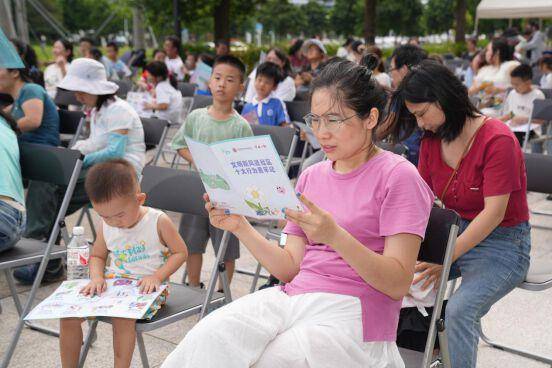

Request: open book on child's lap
left=25, top=278, right=167, bottom=320
left=185, top=135, right=303, bottom=220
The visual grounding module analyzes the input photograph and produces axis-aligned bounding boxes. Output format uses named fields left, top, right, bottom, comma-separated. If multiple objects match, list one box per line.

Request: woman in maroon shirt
left=382, top=60, right=530, bottom=368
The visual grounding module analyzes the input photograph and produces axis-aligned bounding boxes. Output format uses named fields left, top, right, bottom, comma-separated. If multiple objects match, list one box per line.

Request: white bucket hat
left=303, top=39, right=327, bottom=55
left=58, top=58, right=119, bottom=95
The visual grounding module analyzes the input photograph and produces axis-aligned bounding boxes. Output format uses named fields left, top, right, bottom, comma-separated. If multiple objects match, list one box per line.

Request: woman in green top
left=0, top=110, right=26, bottom=253
left=0, top=66, right=60, bottom=146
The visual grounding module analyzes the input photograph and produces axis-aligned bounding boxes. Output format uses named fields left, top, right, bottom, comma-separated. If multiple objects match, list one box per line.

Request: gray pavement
left=1, top=160, right=551, bottom=367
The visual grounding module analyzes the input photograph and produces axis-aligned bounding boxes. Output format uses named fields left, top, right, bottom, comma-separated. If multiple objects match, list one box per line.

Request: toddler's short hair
left=85, top=159, right=138, bottom=203
left=213, top=55, right=246, bottom=82
left=510, top=64, right=533, bottom=81
left=256, top=62, right=283, bottom=85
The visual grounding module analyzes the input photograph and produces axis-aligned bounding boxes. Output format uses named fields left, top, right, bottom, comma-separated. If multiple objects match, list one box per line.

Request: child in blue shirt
left=241, top=62, right=289, bottom=126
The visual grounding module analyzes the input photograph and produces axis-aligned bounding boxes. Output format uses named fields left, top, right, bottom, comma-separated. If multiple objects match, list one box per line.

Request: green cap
left=0, top=28, right=25, bottom=69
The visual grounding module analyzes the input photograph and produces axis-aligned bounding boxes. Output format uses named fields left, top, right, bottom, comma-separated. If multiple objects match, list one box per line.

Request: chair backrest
left=178, top=82, right=197, bottom=97
left=541, top=88, right=552, bottom=99
left=54, top=88, right=82, bottom=107
left=191, top=95, right=213, bottom=111
left=285, top=100, right=310, bottom=122
left=58, top=109, right=85, bottom=135
left=19, top=143, right=83, bottom=186
left=141, top=166, right=207, bottom=217
left=524, top=152, right=552, bottom=194
left=418, top=207, right=461, bottom=265
left=377, top=142, right=408, bottom=156
left=250, top=124, right=296, bottom=157
left=531, top=98, right=552, bottom=121
left=141, top=117, right=170, bottom=147
left=114, top=80, right=132, bottom=99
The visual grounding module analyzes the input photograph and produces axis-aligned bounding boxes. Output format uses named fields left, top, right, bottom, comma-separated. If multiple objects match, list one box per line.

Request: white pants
left=162, top=287, right=404, bottom=368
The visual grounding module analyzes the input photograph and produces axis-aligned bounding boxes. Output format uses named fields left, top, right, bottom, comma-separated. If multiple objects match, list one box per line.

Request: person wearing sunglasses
left=162, top=56, right=434, bottom=368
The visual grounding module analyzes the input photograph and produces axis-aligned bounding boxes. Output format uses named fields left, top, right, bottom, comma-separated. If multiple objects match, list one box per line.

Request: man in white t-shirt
left=499, top=64, right=545, bottom=146
left=164, top=36, right=185, bottom=81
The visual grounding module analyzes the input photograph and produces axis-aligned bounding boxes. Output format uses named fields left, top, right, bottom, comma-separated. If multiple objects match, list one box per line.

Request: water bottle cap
left=72, top=226, right=85, bottom=236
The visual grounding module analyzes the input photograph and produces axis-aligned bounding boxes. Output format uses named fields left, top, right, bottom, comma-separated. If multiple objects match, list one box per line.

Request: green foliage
left=257, top=0, right=307, bottom=37
left=377, top=0, right=424, bottom=36
left=329, top=0, right=363, bottom=37
left=423, top=0, right=454, bottom=35
left=301, top=0, right=329, bottom=37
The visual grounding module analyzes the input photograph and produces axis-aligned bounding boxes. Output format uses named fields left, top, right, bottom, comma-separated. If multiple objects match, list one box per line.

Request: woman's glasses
left=303, top=113, right=358, bottom=132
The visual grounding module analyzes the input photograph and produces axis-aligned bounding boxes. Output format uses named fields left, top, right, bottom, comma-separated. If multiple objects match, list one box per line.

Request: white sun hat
left=303, top=39, right=327, bottom=55
left=58, top=58, right=119, bottom=95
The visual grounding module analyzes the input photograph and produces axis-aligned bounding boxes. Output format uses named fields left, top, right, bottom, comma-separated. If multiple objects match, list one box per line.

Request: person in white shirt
left=43, top=39, right=73, bottom=99
left=524, top=22, right=547, bottom=66
left=364, top=45, right=392, bottom=88
left=142, top=61, right=183, bottom=124
left=539, top=57, right=552, bottom=89
left=336, top=37, right=355, bottom=60
left=498, top=64, right=545, bottom=147
left=163, top=36, right=185, bottom=81
left=244, top=47, right=296, bottom=103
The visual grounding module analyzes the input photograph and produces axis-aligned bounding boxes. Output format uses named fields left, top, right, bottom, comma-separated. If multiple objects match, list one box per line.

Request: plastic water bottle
left=66, top=226, right=90, bottom=280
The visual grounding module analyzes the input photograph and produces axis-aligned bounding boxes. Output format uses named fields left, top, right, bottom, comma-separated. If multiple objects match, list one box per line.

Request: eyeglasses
left=303, top=113, right=358, bottom=132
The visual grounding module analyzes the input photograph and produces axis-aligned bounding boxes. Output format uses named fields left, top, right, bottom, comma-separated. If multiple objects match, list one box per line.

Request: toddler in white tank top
left=59, top=159, right=188, bottom=368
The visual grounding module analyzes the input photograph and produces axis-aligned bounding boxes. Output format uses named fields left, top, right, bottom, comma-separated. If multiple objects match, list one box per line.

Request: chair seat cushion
left=524, top=259, right=552, bottom=284
left=0, top=238, right=66, bottom=270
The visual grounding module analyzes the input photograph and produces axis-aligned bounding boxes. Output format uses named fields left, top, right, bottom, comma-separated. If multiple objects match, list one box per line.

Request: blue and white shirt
left=241, top=96, right=289, bottom=126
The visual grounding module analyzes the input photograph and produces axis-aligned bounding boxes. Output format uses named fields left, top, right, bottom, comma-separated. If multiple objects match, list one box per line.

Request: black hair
left=256, top=62, right=283, bottom=86
left=10, top=39, right=44, bottom=86
left=7, top=68, right=33, bottom=84
left=381, top=60, right=479, bottom=143
left=213, top=55, right=246, bottom=82
left=511, top=64, right=533, bottom=81
left=289, top=39, right=304, bottom=56
left=198, top=53, right=215, bottom=67
left=152, top=49, right=165, bottom=58
left=56, top=39, right=74, bottom=62
left=95, top=93, right=117, bottom=110
left=363, top=53, right=382, bottom=73
left=89, top=47, right=103, bottom=61
left=310, top=55, right=387, bottom=141
left=343, top=37, right=355, bottom=47
left=491, top=38, right=514, bottom=63
left=0, top=109, right=19, bottom=133
left=530, top=21, right=540, bottom=30
left=351, top=40, right=364, bottom=54
left=165, top=35, right=181, bottom=54
left=85, top=159, right=138, bottom=203
left=541, top=57, right=552, bottom=70
left=215, top=39, right=230, bottom=48
left=106, top=41, right=118, bottom=51
left=145, top=61, right=177, bottom=88
left=79, top=37, right=94, bottom=46
left=267, top=47, right=293, bottom=77
left=391, top=44, right=428, bottom=70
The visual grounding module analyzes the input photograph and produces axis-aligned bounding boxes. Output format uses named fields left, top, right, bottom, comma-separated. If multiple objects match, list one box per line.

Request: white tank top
left=103, top=207, right=169, bottom=278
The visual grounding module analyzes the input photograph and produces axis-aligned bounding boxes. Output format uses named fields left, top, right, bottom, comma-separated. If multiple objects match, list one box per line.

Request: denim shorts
left=0, top=199, right=26, bottom=253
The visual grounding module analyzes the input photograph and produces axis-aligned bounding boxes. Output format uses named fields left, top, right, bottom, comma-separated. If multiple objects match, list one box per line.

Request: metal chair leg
left=249, top=262, right=263, bottom=293
left=479, top=322, right=552, bottom=364
left=136, top=332, right=150, bottom=368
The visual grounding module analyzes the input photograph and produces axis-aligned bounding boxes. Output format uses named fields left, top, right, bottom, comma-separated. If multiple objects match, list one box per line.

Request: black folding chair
left=54, top=88, right=82, bottom=108
left=377, top=141, right=409, bottom=157
left=1, top=144, right=83, bottom=368
left=114, top=80, right=133, bottom=99
left=58, top=109, right=85, bottom=148
left=399, top=207, right=460, bottom=368
left=476, top=153, right=552, bottom=365
left=285, top=101, right=313, bottom=168
left=540, top=88, right=552, bottom=100
left=190, top=95, right=213, bottom=111
left=78, top=166, right=230, bottom=368
left=141, top=117, right=171, bottom=166
left=522, top=99, right=552, bottom=151
left=177, top=82, right=197, bottom=97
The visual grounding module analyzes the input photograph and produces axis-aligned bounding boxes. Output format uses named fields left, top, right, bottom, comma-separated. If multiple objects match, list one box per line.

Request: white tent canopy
left=476, top=0, right=552, bottom=20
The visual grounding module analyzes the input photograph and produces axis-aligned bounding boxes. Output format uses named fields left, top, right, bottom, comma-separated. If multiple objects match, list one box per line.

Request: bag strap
left=439, top=117, right=489, bottom=202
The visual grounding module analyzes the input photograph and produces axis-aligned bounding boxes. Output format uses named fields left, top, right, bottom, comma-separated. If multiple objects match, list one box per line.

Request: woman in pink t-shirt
left=382, top=60, right=530, bottom=368
left=162, top=56, right=434, bottom=368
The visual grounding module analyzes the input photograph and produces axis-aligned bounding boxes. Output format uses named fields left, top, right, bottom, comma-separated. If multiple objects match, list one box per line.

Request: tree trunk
left=15, top=0, right=29, bottom=43
left=132, top=6, right=145, bottom=49
left=454, top=0, right=466, bottom=43
left=214, top=0, right=230, bottom=42
left=364, top=0, right=376, bottom=45
left=0, top=0, right=17, bottom=39
left=173, top=0, right=181, bottom=39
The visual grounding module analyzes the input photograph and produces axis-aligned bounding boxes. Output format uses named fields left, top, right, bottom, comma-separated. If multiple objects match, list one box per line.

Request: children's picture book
left=185, top=135, right=303, bottom=220
left=190, top=61, right=213, bottom=92
left=126, top=91, right=153, bottom=118
left=25, top=278, right=167, bottom=320
left=292, top=121, right=321, bottom=149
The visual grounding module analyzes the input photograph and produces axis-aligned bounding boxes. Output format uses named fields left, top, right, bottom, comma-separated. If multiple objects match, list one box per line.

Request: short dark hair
left=511, top=64, right=533, bottom=80
left=56, top=39, right=74, bottom=62
left=310, top=56, right=387, bottom=141
left=491, top=38, right=514, bottom=63
left=391, top=44, right=428, bottom=70
left=79, top=37, right=94, bottom=46
left=106, top=41, right=118, bottom=51
left=213, top=55, right=246, bottom=82
left=89, top=47, right=102, bottom=61
left=95, top=94, right=117, bottom=109
left=541, top=56, right=552, bottom=70
left=145, top=61, right=177, bottom=88
left=381, top=60, right=479, bottom=143
left=152, top=49, right=166, bottom=58
left=85, top=159, right=138, bottom=204
left=165, top=36, right=181, bottom=52
left=256, top=62, right=283, bottom=86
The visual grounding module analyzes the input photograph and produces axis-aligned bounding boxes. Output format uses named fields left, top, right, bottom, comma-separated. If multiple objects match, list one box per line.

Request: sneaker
left=13, top=259, right=65, bottom=285
left=185, top=282, right=205, bottom=290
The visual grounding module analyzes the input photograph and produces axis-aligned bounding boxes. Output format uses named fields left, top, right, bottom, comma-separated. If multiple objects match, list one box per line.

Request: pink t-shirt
left=282, top=151, right=434, bottom=341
